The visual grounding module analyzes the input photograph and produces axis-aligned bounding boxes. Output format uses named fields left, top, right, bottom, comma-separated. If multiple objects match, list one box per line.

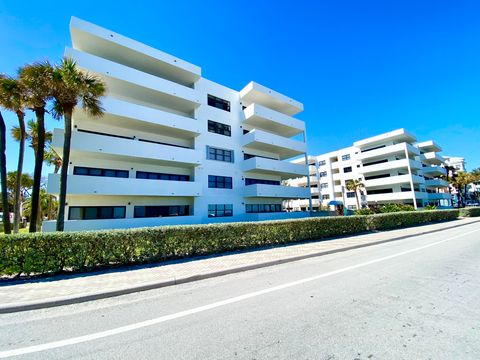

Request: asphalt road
left=1, top=222, right=479, bottom=360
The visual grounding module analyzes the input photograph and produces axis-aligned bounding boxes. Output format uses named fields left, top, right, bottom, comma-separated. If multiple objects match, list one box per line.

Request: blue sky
left=1, top=0, right=479, bottom=174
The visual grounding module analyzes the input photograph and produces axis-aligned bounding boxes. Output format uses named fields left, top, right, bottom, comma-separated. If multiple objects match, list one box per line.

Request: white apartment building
left=444, top=156, right=466, bottom=172
left=43, top=17, right=311, bottom=231
left=288, top=129, right=452, bottom=211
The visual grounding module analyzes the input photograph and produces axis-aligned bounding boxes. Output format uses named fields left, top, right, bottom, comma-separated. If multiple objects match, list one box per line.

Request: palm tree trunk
left=0, top=111, right=11, bottom=234
left=355, top=190, right=360, bottom=209
left=29, top=107, right=45, bottom=233
left=56, top=109, right=73, bottom=231
left=13, top=111, right=25, bottom=233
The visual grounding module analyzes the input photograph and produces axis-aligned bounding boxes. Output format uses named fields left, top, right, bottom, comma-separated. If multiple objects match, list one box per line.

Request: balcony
left=47, top=173, right=202, bottom=197
left=364, top=174, right=424, bottom=188
left=52, top=128, right=202, bottom=167
left=366, top=191, right=428, bottom=203
left=70, top=17, right=201, bottom=87
left=354, top=128, right=417, bottom=149
left=425, top=179, right=449, bottom=188
left=360, top=159, right=423, bottom=174
left=420, top=152, right=445, bottom=166
left=357, top=143, right=419, bottom=161
left=242, top=157, right=308, bottom=179
left=74, top=96, right=201, bottom=139
left=416, top=140, right=442, bottom=153
left=241, top=130, right=306, bottom=160
left=243, top=184, right=310, bottom=199
left=290, top=199, right=321, bottom=207
left=65, top=47, right=201, bottom=115
left=422, top=166, right=447, bottom=177
left=239, top=82, right=303, bottom=116
left=288, top=176, right=317, bottom=187
left=243, top=103, right=305, bottom=137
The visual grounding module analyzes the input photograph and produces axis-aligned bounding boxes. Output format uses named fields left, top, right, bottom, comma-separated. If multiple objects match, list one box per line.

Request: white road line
left=1, top=226, right=479, bottom=359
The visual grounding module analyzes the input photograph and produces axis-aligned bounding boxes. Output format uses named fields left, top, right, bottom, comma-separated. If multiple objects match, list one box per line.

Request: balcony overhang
left=239, top=82, right=303, bottom=116
left=243, top=184, right=311, bottom=199
left=420, top=152, right=445, bottom=166
left=70, top=17, right=201, bottom=87
left=243, top=104, right=305, bottom=137
left=242, top=130, right=306, bottom=160
left=65, top=47, right=201, bottom=115
left=354, top=128, right=417, bottom=149
left=242, top=157, right=308, bottom=179
left=73, top=97, right=201, bottom=139
left=47, top=174, right=202, bottom=197
left=422, top=166, right=447, bottom=177
left=416, top=140, right=442, bottom=153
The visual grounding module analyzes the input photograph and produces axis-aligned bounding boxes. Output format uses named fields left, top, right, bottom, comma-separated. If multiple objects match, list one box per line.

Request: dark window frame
left=245, top=178, right=281, bottom=186
left=73, top=166, right=129, bottom=178
left=208, top=120, right=231, bottom=137
left=136, top=171, right=190, bottom=182
left=133, top=205, right=189, bottom=218
left=68, top=206, right=126, bottom=220
left=245, top=204, right=282, bottom=213
left=207, top=94, right=231, bottom=112
left=208, top=204, right=233, bottom=217
left=343, top=166, right=353, bottom=173
left=207, top=146, right=234, bottom=163
left=208, top=175, right=233, bottom=189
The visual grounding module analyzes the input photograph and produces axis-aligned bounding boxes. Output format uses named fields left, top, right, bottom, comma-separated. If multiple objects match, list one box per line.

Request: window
left=208, top=94, right=230, bottom=112
left=73, top=166, right=128, bottom=178
left=245, top=204, right=282, bottom=213
left=208, top=120, right=231, bottom=137
left=347, top=192, right=356, bottom=198
left=68, top=206, right=126, bottom=220
left=134, top=205, right=189, bottom=218
left=207, top=146, right=234, bottom=162
left=322, top=194, right=330, bottom=200
left=318, top=160, right=326, bottom=166
left=343, top=166, right=352, bottom=173
left=347, top=205, right=357, bottom=210
left=245, top=178, right=280, bottom=186
left=208, top=204, right=233, bottom=217
left=341, top=154, right=351, bottom=161
left=319, top=171, right=327, bottom=177
left=136, top=171, right=189, bottom=181
left=208, top=175, right=233, bottom=189
left=320, top=183, right=328, bottom=189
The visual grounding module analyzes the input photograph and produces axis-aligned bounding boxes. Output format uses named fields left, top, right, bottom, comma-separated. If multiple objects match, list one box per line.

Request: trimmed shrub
left=354, top=208, right=375, bottom=216
left=0, top=209, right=459, bottom=277
left=459, top=207, right=480, bottom=217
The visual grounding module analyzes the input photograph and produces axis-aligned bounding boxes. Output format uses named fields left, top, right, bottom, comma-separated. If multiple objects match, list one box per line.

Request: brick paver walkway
left=1, top=218, right=478, bottom=311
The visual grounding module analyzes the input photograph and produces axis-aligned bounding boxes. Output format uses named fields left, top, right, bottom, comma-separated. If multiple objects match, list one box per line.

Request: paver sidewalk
left=1, top=218, right=479, bottom=313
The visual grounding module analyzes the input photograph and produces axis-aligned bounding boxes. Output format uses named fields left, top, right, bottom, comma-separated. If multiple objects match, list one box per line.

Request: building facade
left=288, top=129, right=452, bottom=211
left=43, top=17, right=311, bottom=231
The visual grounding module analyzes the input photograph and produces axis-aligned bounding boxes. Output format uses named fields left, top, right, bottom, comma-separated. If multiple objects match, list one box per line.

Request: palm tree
left=0, top=87, right=11, bottom=233
left=43, top=146, right=62, bottom=174
left=12, top=119, right=53, bottom=157
left=0, top=76, right=27, bottom=233
left=451, top=172, right=474, bottom=207
left=51, top=57, right=105, bottom=231
left=19, top=61, right=54, bottom=232
left=346, top=179, right=365, bottom=209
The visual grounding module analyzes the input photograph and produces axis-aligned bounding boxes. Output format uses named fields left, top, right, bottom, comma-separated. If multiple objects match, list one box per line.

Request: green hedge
left=459, top=207, right=480, bottom=217
left=0, top=209, right=459, bottom=276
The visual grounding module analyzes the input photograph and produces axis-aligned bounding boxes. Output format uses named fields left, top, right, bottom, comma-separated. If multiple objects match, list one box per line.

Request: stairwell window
left=341, top=154, right=351, bottom=161
left=322, top=194, right=330, bottom=200
left=208, top=175, right=233, bottom=189
left=208, top=94, right=230, bottom=112
left=347, top=192, right=356, bottom=198
left=318, top=160, right=326, bottom=166
left=208, top=120, right=231, bottom=136
left=343, top=166, right=352, bottom=173
left=320, top=183, right=328, bottom=189
left=208, top=204, right=233, bottom=217
left=319, top=171, right=327, bottom=177
left=207, top=146, right=234, bottom=163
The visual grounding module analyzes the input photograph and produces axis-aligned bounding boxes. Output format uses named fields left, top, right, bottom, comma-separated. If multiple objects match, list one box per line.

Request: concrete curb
left=1, top=218, right=479, bottom=314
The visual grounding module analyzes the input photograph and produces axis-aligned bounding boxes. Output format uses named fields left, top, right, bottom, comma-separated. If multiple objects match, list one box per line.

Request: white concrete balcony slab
left=366, top=191, right=428, bottom=203
left=354, top=128, right=417, bottom=149
left=65, top=47, right=201, bottom=114
left=364, top=174, right=424, bottom=188
left=422, top=166, right=447, bottom=177
left=357, top=143, right=419, bottom=161
left=242, top=157, right=308, bottom=179
left=427, top=193, right=452, bottom=200
left=416, top=140, right=442, bottom=153
left=70, top=17, right=201, bottom=87
left=243, top=184, right=311, bottom=199
left=360, top=159, right=423, bottom=174
left=74, top=97, right=201, bottom=138
left=425, top=179, right=449, bottom=188
left=420, top=152, right=445, bottom=166
left=310, top=187, right=320, bottom=195
left=243, top=103, right=305, bottom=137
left=47, top=173, right=202, bottom=197
left=43, top=215, right=201, bottom=232
left=239, top=82, right=303, bottom=116
left=288, top=176, right=317, bottom=187
left=52, top=128, right=201, bottom=167
left=289, top=199, right=321, bottom=207
left=242, top=130, right=306, bottom=160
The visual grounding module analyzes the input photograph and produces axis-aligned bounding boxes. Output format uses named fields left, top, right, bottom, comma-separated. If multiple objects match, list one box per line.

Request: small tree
left=346, top=179, right=365, bottom=209
left=51, top=57, right=106, bottom=231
